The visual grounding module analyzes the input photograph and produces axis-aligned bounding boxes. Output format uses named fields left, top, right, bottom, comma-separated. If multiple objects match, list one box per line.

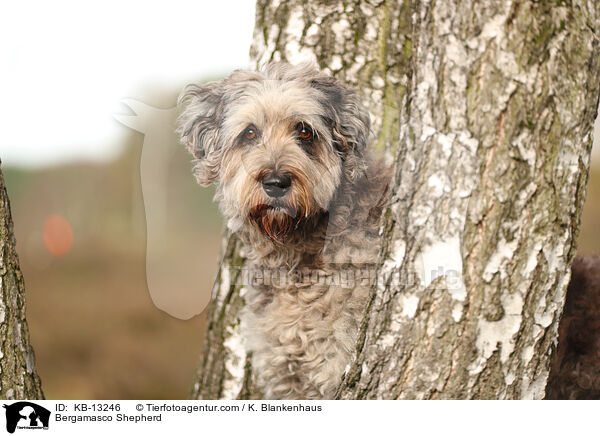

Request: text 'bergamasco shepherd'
left=177, top=63, right=390, bottom=399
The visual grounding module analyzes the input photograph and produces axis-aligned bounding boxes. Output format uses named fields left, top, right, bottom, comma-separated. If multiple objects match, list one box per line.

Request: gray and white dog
left=178, top=63, right=390, bottom=399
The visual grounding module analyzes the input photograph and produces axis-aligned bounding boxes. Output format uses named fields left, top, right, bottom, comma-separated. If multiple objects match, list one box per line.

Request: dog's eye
left=296, top=123, right=314, bottom=142
left=243, top=126, right=257, bottom=141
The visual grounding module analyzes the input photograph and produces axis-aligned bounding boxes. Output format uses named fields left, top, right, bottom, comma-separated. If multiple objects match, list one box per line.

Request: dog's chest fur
left=238, top=158, right=389, bottom=399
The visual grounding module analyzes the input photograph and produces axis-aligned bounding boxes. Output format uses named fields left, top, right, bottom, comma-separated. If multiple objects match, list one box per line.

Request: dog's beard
left=249, top=202, right=306, bottom=243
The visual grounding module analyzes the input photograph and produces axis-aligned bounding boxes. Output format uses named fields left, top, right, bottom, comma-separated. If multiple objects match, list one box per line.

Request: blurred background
left=1, top=1, right=599, bottom=399
left=1, top=0, right=256, bottom=399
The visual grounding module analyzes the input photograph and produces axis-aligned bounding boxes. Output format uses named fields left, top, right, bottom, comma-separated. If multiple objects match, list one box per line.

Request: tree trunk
left=0, top=163, right=44, bottom=399
left=190, top=0, right=600, bottom=399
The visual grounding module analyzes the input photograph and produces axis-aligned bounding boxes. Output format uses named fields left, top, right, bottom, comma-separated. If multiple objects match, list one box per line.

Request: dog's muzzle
left=262, top=173, right=292, bottom=198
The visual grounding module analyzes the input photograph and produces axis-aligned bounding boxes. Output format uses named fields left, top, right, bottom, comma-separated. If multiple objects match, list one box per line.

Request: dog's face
left=177, top=63, right=370, bottom=242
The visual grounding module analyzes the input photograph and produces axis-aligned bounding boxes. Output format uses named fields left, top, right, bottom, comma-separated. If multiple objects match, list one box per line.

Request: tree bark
left=190, top=0, right=600, bottom=399
left=0, top=162, right=44, bottom=400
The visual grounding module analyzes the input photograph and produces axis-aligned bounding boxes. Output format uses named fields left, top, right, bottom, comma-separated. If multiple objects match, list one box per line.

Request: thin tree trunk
left=190, top=0, right=600, bottom=399
left=0, top=162, right=44, bottom=399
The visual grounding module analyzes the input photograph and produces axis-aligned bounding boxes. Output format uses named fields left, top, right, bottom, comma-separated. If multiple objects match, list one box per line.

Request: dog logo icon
left=2, top=402, right=50, bottom=433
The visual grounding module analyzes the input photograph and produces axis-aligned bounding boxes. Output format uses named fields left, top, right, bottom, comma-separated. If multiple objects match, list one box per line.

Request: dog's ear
left=177, top=80, right=226, bottom=186
left=311, top=76, right=371, bottom=182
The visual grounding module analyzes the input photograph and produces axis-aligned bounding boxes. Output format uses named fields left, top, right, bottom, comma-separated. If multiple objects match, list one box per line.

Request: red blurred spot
left=43, top=214, right=74, bottom=257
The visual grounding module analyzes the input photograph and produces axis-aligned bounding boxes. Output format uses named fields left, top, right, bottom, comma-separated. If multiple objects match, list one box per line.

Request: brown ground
left=579, top=166, right=600, bottom=257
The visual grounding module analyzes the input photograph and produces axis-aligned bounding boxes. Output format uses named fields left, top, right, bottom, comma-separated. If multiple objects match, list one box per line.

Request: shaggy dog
left=177, top=63, right=390, bottom=399
left=177, top=62, right=599, bottom=400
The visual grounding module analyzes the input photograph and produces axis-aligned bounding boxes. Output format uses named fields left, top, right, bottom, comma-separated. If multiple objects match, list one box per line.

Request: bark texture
left=0, top=163, right=44, bottom=399
left=190, top=0, right=600, bottom=399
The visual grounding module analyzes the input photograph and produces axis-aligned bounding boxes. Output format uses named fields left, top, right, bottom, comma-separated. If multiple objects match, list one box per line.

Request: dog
left=177, top=62, right=600, bottom=400
left=177, top=63, right=390, bottom=399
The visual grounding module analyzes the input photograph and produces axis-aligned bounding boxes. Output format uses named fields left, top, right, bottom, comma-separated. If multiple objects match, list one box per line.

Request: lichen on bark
left=336, top=0, right=600, bottom=400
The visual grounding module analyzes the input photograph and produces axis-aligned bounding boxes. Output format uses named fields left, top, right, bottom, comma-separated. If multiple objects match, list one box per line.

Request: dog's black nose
left=262, top=173, right=292, bottom=198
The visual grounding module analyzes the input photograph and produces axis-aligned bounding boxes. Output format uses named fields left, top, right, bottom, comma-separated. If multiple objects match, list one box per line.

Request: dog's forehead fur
left=221, top=71, right=332, bottom=145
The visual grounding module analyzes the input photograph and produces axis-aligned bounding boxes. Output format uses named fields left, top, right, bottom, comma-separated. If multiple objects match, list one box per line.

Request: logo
left=2, top=402, right=50, bottom=433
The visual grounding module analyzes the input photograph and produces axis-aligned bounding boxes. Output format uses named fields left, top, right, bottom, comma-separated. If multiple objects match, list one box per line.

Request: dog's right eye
left=243, top=126, right=257, bottom=141
left=296, top=123, right=314, bottom=142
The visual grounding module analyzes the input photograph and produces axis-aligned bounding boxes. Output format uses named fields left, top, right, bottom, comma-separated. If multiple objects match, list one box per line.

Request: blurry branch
left=0, top=161, right=44, bottom=399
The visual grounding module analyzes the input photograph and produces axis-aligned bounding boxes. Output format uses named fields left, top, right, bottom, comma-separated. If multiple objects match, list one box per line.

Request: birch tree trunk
left=190, top=0, right=600, bottom=399
left=0, top=163, right=44, bottom=399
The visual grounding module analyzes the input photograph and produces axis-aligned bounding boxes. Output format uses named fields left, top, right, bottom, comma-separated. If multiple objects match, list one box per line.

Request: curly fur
left=178, top=63, right=390, bottom=399
left=546, top=256, right=600, bottom=399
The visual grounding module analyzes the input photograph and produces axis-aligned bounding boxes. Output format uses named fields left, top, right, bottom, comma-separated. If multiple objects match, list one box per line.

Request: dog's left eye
left=296, top=123, right=314, bottom=142
left=243, top=125, right=257, bottom=141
